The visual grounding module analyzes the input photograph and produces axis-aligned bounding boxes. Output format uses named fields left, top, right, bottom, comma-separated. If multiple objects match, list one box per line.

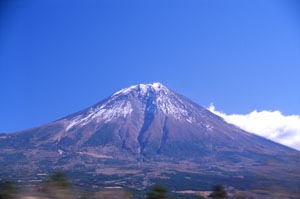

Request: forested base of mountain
left=1, top=172, right=299, bottom=199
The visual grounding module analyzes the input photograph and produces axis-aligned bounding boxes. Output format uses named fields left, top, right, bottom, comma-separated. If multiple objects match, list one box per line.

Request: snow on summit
left=64, top=83, right=204, bottom=131
left=112, top=82, right=169, bottom=96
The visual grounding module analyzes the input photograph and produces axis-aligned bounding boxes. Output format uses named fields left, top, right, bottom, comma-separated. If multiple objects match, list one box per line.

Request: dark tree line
left=0, top=173, right=231, bottom=199
left=0, top=181, right=17, bottom=199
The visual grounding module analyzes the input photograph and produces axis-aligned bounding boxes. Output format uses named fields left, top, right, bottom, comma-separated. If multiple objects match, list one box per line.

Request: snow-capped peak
left=112, top=82, right=169, bottom=97
left=64, top=82, right=201, bottom=131
left=151, top=82, right=165, bottom=91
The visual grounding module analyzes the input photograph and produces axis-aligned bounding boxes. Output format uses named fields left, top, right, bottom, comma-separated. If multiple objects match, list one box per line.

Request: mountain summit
left=54, top=82, right=297, bottom=159
left=0, top=83, right=300, bottom=197
left=64, top=82, right=206, bottom=128
left=57, top=82, right=227, bottom=157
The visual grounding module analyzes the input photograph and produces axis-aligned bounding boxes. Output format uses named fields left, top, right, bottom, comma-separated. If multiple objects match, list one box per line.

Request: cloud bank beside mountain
left=208, top=104, right=300, bottom=151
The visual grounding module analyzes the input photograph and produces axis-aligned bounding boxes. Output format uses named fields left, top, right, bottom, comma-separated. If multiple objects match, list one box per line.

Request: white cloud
left=208, top=104, right=300, bottom=151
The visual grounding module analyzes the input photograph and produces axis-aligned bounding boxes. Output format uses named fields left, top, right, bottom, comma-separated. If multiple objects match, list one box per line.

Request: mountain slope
left=0, top=83, right=299, bottom=197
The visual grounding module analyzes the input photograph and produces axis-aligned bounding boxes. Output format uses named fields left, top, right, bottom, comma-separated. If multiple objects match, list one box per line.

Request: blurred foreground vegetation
left=0, top=172, right=283, bottom=199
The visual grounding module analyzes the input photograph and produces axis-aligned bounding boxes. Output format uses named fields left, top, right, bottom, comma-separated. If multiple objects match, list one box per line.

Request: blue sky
left=1, top=0, right=300, bottom=133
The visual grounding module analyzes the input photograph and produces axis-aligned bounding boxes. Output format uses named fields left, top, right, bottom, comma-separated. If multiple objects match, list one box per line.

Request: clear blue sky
left=1, top=0, right=300, bottom=133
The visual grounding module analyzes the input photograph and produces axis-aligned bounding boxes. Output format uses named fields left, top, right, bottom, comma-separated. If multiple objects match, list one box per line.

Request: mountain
left=0, top=83, right=300, bottom=198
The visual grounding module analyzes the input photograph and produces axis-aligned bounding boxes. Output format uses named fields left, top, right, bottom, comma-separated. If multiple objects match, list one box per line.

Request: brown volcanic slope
left=0, top=83, right=300, bottom=197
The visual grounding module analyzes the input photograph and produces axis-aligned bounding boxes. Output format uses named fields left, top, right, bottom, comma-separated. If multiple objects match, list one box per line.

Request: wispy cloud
left=208, top=104, right=300, bottom=151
